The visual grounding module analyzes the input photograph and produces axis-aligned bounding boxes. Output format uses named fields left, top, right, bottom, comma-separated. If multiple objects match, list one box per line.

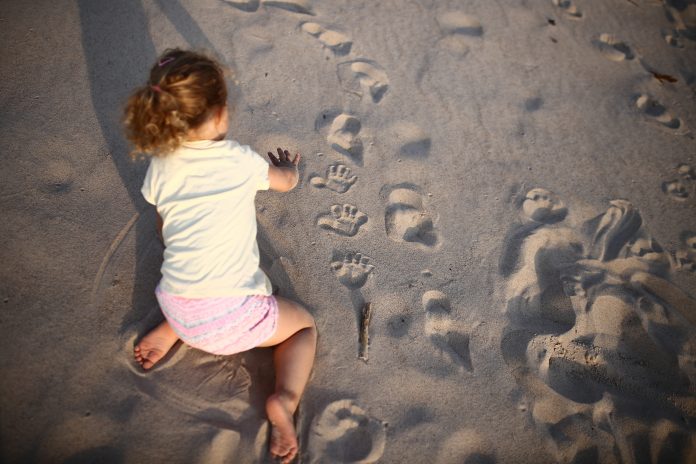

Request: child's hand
left=267, top=147, right=300, bottom=169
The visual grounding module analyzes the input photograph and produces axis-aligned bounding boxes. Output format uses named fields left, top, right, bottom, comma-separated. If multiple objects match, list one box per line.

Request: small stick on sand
left=358, top=302, right=373, bottom=362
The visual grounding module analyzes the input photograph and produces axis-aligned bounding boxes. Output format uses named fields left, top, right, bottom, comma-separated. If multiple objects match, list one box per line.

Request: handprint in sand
left=318, top=204, right=368, bottom=237
left=331, top=252, right=374, bottom=289
left=310, top=164, right=357, bottom=193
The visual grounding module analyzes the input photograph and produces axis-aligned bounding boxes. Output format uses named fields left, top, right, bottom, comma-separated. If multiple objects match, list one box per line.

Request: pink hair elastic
left=158, top=57, right=175, bottom=67
left=151, top=85, right=162, bottom=93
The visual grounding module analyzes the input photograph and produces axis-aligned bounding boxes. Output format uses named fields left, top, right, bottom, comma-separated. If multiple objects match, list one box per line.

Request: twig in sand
left=358, top=303, right=373, bottom=362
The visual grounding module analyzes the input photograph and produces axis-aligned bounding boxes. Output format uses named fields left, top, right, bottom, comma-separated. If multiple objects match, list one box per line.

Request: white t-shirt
left=141, top=139, right=272, bottom=298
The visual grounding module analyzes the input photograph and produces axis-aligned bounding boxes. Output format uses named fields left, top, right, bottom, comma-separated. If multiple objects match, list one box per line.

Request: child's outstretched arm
left=267, top=147, right=301, bottom=192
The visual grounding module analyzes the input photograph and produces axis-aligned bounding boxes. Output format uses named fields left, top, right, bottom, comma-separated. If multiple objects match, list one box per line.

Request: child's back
left=124, top=48, right=316, bottom=464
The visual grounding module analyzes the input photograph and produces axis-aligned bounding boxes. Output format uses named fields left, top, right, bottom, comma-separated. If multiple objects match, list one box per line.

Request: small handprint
left=310, top=164, right=357, bottom=193
left=331, top=252, right=375, bottom=289
left=318, top=204, right=368, bottom=237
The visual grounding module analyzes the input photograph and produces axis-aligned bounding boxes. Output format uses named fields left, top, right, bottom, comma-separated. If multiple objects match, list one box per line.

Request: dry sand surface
left=2, top=0, right=696, bottom=462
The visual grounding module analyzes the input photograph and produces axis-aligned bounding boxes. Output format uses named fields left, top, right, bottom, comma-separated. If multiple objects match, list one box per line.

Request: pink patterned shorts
left=155, top=285, right=279, bottom=355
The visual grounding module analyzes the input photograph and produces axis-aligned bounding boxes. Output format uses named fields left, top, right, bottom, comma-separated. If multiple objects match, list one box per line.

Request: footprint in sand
left=435, top=12, right=483, bottom=56
left=663, top=0, right=696, bottom=44
left=676, top=231, right=696, bottom=272
left=423, top=290, right=473, bottom=372
left=662, top=29, right=685, bottom=48
left=330, top=252, right=375, bottom=289
left=327, top=114, right=363, bottom=163
left=388, top=122, right=431, bottom=158
left=522, top=188, right=568, bottom=224
left=384, top=185, right=438, bottom=248
left=663, top=179, right=691, bottom=201
left=337, top=59, right=389, bottom=103
left=301, top=22, right=352, bottom=55
left=635, top=94, right=684, bottom=132
left=310, top=163, right=358, bottom=193
left=663, top=163, right=695, bottom=202
left=552, top=0, right=583, bottom=19
left=593, top=34, right=634, bottom=62
left=318, top=204, right=368, bottom=237
left=307, top=399, right=387, bottom=464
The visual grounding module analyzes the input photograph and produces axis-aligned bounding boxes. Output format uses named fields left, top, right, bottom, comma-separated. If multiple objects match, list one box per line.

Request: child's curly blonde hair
left=123, top=49, right=228, bottom=158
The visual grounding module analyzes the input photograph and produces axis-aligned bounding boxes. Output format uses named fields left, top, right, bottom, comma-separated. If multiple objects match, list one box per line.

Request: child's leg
left=257, top=296, right=317, bottom=464
left=134, top=320, right=179, bottom=370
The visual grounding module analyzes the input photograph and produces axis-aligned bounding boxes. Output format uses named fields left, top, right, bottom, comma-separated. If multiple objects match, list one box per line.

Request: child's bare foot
left=266, top=393, right=298, bottom=464
left=134, top=320, right=179, bottom=369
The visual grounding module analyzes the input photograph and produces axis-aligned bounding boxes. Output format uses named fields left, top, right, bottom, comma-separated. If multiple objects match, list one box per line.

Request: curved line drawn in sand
left=552, top=0, right=583, bottom=19
left=318, top=204, right=368, bottom=237
left=388, top=122, right=431, bottom=158
left=310, top=164, right=358, bottom=193
left=593, top=34, right=634, bottom=61
left=330, top=252, right=375, bottom=289
left=91, top=212, right=140, bottom=307
left=307, top=399, right=387, bottom=464
left=500, top=193, right=696, bottom=463
left=337, top=59, right=389, bottom=103
left=635, top=94, right=685, bottom=133
left=423, top=290, right=473, bottom=372
left=327, top=114, right=363, bottom=163
left=384, top=185, right=439, bottom=248
left=301, top=22, right=352, bottom=55
left=436, top=12, right=484, bottom=36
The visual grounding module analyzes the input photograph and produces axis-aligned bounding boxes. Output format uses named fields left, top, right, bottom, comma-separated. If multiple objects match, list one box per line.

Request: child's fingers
left=276, top=147, right=286, bottom=162
left=292, top=153, right=301, bottom=165
left=267, top=151, right=280, bottom=165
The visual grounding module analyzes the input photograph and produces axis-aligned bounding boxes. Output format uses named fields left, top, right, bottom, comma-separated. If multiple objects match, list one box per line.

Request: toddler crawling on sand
left=124, top=48, right=316, bottom=464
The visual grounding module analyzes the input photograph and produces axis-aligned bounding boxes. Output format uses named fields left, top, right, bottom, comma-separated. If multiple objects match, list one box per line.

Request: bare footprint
left=327, top=114, right=363, bottom=162
left=678, top=163, right=696, bottom=181
left=331, top=252, right=375, bottom=289
left=676, top=232, right=696, bottom=272
left=552, top=0, right=583, bottom=19
left=301, top=22, right=352, bottom=55
left=662, top=179, right=690, bottom=201
left=389, top=122, right=431, bottom=158
left=384, top=185, right=438, bottom=247
left=261, top=0, right=313, bottom=15
left=308, top=399, right=387, bottom=464
left=337, top=59, right=389, bottom=103
left=522, top=188, right=568, bottom=224
left=310, top=164, right=357, bottom=193
left=594, top=34, right=634, bottom=61
left=423, top=290, right=473, bottom=372
left=318, top=204, right=368, bottom=237
left=635, top=94, right=684, bottom=132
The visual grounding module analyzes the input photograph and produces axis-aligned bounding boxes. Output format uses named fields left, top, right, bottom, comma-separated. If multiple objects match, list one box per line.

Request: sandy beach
left=2, top=0, right=696, bottom=462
